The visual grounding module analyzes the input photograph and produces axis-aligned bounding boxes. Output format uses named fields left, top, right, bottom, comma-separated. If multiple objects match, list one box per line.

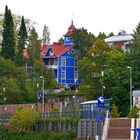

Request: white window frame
left=62, top=58, right=66, bottom=66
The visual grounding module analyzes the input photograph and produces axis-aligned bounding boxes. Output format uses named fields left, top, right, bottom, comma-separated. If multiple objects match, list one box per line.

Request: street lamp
left=101, top=71, right=104, bottom=96
left=127, top=66, right=132, bottom=110
left=40, top=76, right=45, bottom=114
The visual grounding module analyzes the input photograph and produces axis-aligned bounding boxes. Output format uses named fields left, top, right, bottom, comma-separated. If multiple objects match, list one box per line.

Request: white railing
left=102, top=110, right=110, bottom=140
left=46, top=65, right=58, bottom=69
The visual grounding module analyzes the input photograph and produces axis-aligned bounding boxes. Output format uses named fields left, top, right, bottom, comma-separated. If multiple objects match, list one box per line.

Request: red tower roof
left=64, top=20, right=76, bottom=36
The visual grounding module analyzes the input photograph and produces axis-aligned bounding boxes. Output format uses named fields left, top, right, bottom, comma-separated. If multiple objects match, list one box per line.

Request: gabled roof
left=105, top=34, right=133, bottom=43
left=40, top=42, right=74, bottom=58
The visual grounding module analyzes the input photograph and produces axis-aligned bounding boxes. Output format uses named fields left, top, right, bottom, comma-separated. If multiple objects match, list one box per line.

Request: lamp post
left=101, top=71, right=104, bottom=96
left=40, top=76, right=45, bottom=114
left=127, top=66, right=132, bottom=110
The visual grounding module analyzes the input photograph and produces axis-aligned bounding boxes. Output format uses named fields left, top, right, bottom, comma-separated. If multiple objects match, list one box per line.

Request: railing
left=46, top=65, right=58, bottom=69
left=42, top=110, right=107, bottom=119
left=42, top=111, right=80, bottom=118
left=0, top=113, right=12, bottom=119
left=0, top=110, right=108, bottom=120
left=102, top=110, right=110, bottom=140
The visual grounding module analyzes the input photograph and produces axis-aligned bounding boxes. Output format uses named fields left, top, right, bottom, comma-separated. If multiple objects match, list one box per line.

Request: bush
left=110, top=103, right=120, bottom=118
left=128, top=105, right=140, bottom=118
left=9, top=107, right=41, bottom=131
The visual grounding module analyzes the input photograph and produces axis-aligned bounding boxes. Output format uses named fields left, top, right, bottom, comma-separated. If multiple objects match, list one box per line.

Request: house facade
left=105, top=30, right=133, bottom=52
left=40, top=21, right=79, bottom=85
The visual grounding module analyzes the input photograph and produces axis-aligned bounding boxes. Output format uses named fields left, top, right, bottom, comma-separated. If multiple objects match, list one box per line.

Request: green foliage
left=110, top=104, right=120, bottom=118
left=79, top=39, right=130, bottom=116
left=97, top=32, right=107, bottom=40
left=129, top=22, right=140, bottom=89
left=1, top=5, right=16, bottom=60
left=0, top=126, right=75, bottom=140
left=15, top=16, right=27, bottom=66
left=72, top=27, right=95, bottom=59
left=9, top=107, right=40, bottom=130
left=0, top=57, right=36, bottom=103
left=128, top=105, right=140, bottom=118
left=58, top=37, right=64, bottom=44
left=45, top=68, right=58, bottom=91
left=28, top=27, right=40, bottom=65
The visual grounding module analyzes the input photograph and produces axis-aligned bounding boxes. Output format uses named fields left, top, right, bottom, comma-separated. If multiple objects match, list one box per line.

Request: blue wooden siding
left=64, top=36, right=73, bottom=46
left=58, top=50, right=78, bottom=84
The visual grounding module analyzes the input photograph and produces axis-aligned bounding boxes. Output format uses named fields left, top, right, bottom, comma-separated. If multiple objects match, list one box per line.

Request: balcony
left=46, top=65, right=58, bottom=69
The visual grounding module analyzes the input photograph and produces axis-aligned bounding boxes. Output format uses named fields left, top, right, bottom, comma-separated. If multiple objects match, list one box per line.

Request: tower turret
left=64, top=21, right=76, bottom=46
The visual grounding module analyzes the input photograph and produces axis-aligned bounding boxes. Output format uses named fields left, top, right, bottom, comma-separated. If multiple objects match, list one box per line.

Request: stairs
left=107, top=118, right=131, bottom=140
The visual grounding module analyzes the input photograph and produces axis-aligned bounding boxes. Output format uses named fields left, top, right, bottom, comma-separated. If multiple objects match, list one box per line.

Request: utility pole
left=40, top=76, right=45, bottom=114
left=127, top=66, right=132, bottom=110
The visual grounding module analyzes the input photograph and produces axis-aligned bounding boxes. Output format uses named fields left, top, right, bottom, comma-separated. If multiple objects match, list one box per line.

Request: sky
left=1, top=0, right=140, bottom=43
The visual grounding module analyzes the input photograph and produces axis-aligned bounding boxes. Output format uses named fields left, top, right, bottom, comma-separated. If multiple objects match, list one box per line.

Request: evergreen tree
left=27, top=27, right=41, bottom=67
left=110, top=104, right=120, bottom=118
left=129, top=22, right=140, bottom=89
left=96, top=32, right=107, bottom=40
left=15, top=16, right=27, bottom=66
left=1, top=5, right=16, bottom=60
left=72, top=28, right=95, bottom=59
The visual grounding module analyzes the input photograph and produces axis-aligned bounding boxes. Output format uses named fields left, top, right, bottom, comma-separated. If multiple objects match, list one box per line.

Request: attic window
left=43, top=51, right=47, bottom=55
left=49, top=50, right=54, bottom=56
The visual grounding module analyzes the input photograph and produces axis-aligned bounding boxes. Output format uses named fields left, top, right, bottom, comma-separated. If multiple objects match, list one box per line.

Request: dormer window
left=43, top=51, right=47, bottom=55
left=49, top=50, right=54, bottom=56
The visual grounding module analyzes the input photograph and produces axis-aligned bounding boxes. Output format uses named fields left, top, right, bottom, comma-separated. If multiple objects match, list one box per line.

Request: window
left=62, top=58, right=66, bottom=66
left=75, top=59, right=78, bottom=66
left=50, top=59, right=54, bottom=65
left=71, top=49, right=74, bottom=54
left=135, top=97, right=138, bottom=104
left=67, top=51, right=70, bottom=54
left=74, top=71, right=78, bottom=79
left=62, top=71, right=66, bottom=79
left=54, top=59, right=57, bottom=65
left=49, top=50, right=54, bottom=56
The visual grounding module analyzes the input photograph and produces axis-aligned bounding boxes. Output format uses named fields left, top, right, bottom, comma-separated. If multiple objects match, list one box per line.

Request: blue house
left=40, top=21, right=79, bottom=85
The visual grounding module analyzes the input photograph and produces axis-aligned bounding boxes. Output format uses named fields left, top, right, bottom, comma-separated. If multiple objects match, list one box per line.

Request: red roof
left=64, top=21, right=76, bottom=36
left=40, top=42, right=74, bottom=58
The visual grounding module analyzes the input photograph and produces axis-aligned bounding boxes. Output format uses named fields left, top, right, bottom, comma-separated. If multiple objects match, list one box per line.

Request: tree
left=96, top=32, right=107, bottom=40
left=129, top=22, right=140, bottom=89
left=28, top=27, right=40, bottom=63
left=110, top=103, right=120, bottom=118
left=42, top=25, right=50, bottom=45
left=9, top=107, right=40, bottom=131
left=79, top=40, right=130, bottom=116
left=15, top=16, right=27, bottom=66
left=128, top=105, right=140, bottom=118
left=79, top=40, right=112, bottom=97
left=58, top=37, right=64, bottom=44
left=1, top=5, right=16, bottom=60
left=72, top=28, right=95, bottom=59
left=45, top=68, right=58, bottom=92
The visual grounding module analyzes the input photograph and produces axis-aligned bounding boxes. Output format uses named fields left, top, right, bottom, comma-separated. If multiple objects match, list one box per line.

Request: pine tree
left=16, top=16, right=27, bottom=66
left=1, top=5, right=16, bottom=60
left=27, top=27, right=40, bottom=67
left=129, top=22, right=140, bottom=89
left=110, top=103, right=120, bottom=118
left=130, top=22, right=140, bottom=53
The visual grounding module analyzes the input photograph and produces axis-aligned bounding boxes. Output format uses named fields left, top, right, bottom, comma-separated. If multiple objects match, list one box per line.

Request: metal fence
left=0, top=109, right=107, bottom=120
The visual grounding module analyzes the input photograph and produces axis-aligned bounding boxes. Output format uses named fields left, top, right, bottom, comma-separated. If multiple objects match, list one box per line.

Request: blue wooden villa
left=40, top=21, right=79, bottom=85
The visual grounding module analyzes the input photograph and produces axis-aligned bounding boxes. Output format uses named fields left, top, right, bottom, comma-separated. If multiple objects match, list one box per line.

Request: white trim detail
left=131, top=119, right=135, bottom=140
